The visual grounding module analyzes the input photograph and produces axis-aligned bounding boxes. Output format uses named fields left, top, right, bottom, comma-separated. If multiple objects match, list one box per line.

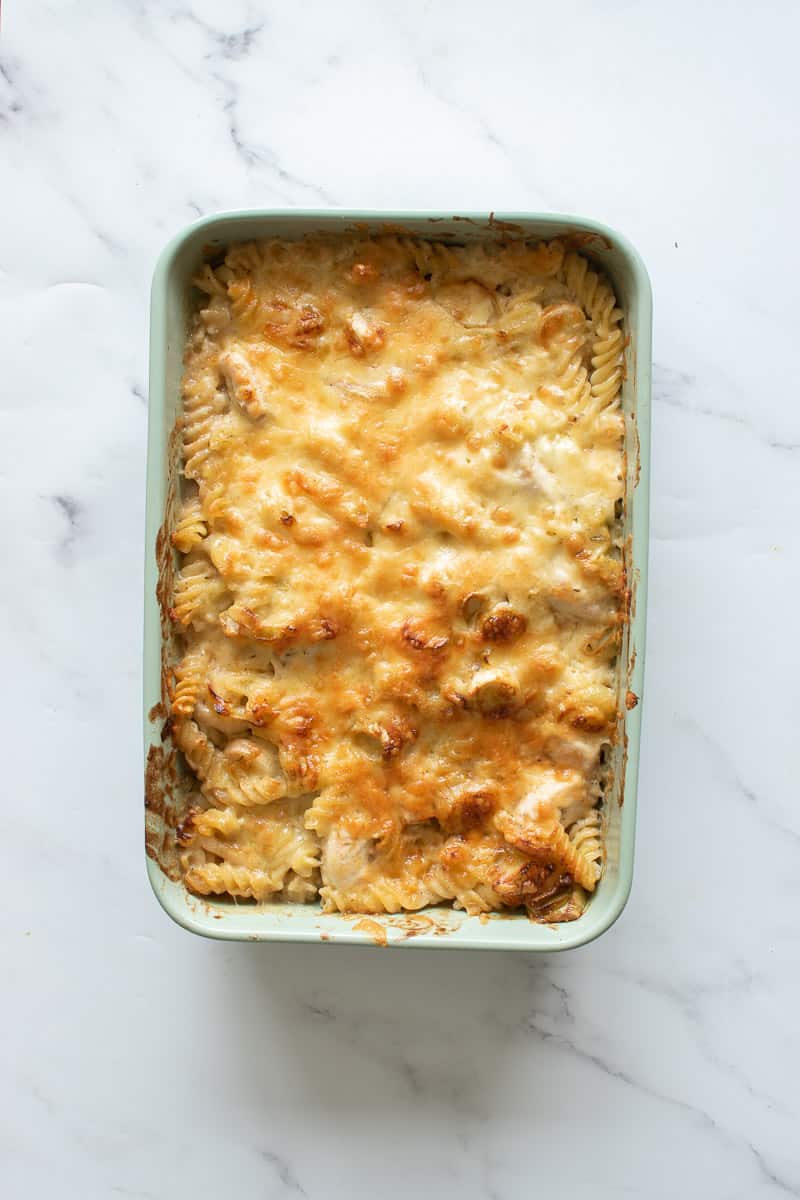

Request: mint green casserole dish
left=144, top=211, right=651, bottom=950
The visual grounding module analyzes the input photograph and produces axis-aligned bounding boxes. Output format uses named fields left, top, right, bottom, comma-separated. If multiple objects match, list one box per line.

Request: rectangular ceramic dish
left=144, top=210, right=651, bottom=950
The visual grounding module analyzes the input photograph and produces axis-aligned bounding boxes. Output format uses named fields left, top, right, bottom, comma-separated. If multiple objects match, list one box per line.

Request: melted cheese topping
left=171, top=235, right=626, bottom=921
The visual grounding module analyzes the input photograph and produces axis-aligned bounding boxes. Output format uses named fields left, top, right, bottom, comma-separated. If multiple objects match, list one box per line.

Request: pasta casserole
left=168, top=233, right=627, bottom=922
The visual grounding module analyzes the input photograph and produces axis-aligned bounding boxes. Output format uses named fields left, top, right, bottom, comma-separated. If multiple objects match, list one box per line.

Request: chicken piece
left=219, top=349, right=271, bottom=420
left=345, top=311, right=385, bottom=356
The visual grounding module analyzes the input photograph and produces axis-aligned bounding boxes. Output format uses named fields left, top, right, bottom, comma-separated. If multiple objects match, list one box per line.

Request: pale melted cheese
left=171, top=235, right=626, bottom=921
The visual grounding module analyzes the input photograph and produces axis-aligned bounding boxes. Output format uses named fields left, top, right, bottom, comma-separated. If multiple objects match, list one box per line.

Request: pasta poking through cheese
left=169, top=235, right=627, bottom=921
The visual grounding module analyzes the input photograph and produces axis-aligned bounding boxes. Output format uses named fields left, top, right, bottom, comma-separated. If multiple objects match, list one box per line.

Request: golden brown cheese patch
left=169, top=234, right=626, bottom=920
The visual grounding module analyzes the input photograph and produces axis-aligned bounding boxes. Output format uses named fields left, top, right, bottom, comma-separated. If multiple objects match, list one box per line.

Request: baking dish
left=144, top=210, right=651, bottom=950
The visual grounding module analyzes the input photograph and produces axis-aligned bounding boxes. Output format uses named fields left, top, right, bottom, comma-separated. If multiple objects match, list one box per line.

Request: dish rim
left=144, top=209, right=651, bottom=951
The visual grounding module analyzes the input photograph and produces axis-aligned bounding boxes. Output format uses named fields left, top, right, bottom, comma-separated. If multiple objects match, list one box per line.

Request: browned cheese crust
left=167, top=235, right=626, bottom=920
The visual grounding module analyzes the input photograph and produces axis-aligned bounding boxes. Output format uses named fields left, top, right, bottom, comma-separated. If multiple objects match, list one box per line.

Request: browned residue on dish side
left=559, top=229, right=613, bottom=252
left=149, top=417, right=194, bottom=880
left=398, top=913, right=436, bottom=935
left=629, top=646, right=637, bottom=673
left=144, top=744, right=165, bottom=816
left=200, top=242, right=228, bottom=267
left=353, top=918, right=388, bottom=946
left=155, top=516, right=173, bottom=630
left=623, top=534, right=635, bottom=621
left=156, top=511, right=176, bottom=714
left=391, top=912, right=457, bottom=940
left=632, top=414, right=641, bottom=489
left=618, top=729, right=629, bottom=808
left=348, top=911, right=456, bottom=943
left=628, top=570, right=638, bottom=623
left=486, top=212, right=526, bottom=235
left=615, top=286, right=638, bottom=814
left=144, top=743, right=183, bottom=880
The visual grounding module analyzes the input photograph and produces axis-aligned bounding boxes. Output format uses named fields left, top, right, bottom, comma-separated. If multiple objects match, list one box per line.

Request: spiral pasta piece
left=558, top=251, right=624, bottom=411
left=171, top=497, right=207, bottom=554
left=171, top=650, right=207, bottom=717
left=171, top=560, right=228, bottom=627
left=185, top=863, right=282, bottom=901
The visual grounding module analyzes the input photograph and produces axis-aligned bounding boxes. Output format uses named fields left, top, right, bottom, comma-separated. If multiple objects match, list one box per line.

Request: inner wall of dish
left=150, top=216, right=637, bottom=920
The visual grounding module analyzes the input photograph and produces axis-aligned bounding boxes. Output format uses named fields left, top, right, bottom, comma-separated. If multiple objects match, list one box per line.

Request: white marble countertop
left=3, top=1, right=799, bottom=1196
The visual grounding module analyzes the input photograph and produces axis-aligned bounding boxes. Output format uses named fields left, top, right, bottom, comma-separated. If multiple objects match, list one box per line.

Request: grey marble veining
left=2, top=1, right=799, bottom=1197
